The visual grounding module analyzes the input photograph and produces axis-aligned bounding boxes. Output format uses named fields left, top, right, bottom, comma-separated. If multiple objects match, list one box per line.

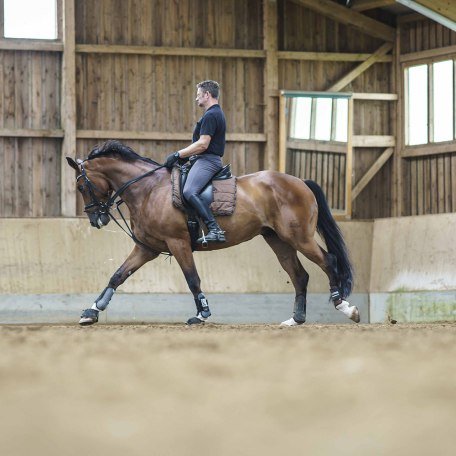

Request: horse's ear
left=66, top=157, right=80, bottom=172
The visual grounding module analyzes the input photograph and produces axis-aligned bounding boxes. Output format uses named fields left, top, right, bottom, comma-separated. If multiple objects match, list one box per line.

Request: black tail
left=305, top=180, right=354, bottom=298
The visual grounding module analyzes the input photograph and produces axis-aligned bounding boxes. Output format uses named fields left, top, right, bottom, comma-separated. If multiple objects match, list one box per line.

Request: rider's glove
left=164, top=151, right=180, bottom=169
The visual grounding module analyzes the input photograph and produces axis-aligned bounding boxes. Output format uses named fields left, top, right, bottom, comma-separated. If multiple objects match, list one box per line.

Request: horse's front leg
left=79, top=245, right=159, bottom=326
left=166, top=238, right=210, bottom=325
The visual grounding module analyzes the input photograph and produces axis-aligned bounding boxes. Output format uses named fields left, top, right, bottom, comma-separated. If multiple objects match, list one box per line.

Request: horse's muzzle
left=88, top=212, right=110, bottom=229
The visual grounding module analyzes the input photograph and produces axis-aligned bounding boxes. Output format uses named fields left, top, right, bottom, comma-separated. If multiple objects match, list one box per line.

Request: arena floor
left=1, top=322, right=455, bottom=456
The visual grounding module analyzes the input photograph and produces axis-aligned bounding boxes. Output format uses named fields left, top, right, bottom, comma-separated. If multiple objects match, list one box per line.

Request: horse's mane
left=88, top=140, right=161, bottom=166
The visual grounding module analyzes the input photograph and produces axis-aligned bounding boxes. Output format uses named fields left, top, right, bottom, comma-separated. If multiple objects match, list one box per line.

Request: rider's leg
left=183, top=156, right=225, bottom=243
left=186, top=194, right=225, bottom=243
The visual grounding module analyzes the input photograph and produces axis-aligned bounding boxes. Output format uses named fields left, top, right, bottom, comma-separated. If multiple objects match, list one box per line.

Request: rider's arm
left=176, top=135, right=211, bottom=159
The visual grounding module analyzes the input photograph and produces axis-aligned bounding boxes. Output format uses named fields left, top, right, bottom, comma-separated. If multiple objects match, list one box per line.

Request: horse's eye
left=77, top=185, right=84, bottom=192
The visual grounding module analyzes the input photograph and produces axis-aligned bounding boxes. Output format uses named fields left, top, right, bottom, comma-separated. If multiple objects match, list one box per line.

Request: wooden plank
left=393, top=25, right=403, bottom=216
left=263, top=0, right=279, bottom=170
left=286, top=139, right=347, bottom=154
left=76, top=130, right=266, bottom=142
left=0, top=128, right=64, bottom=137
left=352, top=147, right=394, bottom=200
left=351, top=0, right=396, bottom=12
left=0, top=40, right=63, bottom=52
left=346, top=97, right=354, bottom=216
left=327, top=42, right=393, bottom=92
left=76, top=44, right=266, bottom=58
left=61, top=0, right=77, bottom=216
left=400, top=44, right=456, bottom=63
left=277, top=51, right=392, bottom=62
left=289, top=0, right=396, bottom=42
left=352, top=92, right=398, bottom=100
left=402, top=142, right=456, bottom=157
left=352, top=135, right=395, bottom=147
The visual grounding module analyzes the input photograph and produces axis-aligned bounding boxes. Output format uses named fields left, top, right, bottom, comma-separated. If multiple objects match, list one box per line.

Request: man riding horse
left=164, top=80, right=226, bottom=244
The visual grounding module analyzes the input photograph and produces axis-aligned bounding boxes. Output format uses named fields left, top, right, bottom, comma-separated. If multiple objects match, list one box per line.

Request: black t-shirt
left=192, top=104, right=226, bottom=157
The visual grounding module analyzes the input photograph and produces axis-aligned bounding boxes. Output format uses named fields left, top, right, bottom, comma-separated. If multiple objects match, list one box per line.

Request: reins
left=78, top=161, right=168, bottom=256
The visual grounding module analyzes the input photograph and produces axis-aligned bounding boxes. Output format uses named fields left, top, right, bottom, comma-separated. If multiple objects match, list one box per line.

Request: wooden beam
left=402, top=142, right=456, bottom=158
left=77, top=130, right=266, bottom=142
left=351, top=0, right=396, bottom=12
left=346, top=97, right=354, bottom=217
left=393, top=24, right=403, bottom=216
left=290, top=0, right=396, bottom=42
left=61, top=0, right=77, bottom=216
left=286, top=140, right=347, bottom=154
left=0, top=39, right=63, bottom=52
left=400, top=45, right=456, bottom=63
left=0, top=0, right=4, bottom=38
left=277, top=51, right=392, bottom=62
left=352, top=135, right=395, bottom=147
left=0, top=129, right=64, bottom=138
left=279, top=96, right=287, bottom=173
left=352, top=147, right=394, bottom=200
left=328, top=42, right=393, bottom=92
left=352, top=92, right=398, bottom=100
left=263, top=0, right=279, bottom=170
left=76, top=44, right=265, bottom=59
left=403, top=0, right=456, bottom=25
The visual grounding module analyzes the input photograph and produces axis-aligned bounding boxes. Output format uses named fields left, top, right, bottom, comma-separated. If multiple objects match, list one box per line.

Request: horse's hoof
left=79, top=308, right=99, bottom=326
left=186, top=317, right=205, bottom=325
left=336, top=300, right=360, bottom=323
left=280, top=317, right=304, bottom=327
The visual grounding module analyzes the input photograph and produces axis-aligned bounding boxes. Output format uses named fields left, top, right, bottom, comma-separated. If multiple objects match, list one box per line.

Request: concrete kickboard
left=0, top=293, right=369, bottom=325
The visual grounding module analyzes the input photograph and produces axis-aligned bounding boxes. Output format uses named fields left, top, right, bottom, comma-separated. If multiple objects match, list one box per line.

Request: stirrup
left=197, top=229, right=226, bottom=245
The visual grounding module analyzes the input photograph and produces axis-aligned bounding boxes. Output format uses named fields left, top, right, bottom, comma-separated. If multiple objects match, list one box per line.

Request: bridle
left=76, top=160, right=166, bottom=252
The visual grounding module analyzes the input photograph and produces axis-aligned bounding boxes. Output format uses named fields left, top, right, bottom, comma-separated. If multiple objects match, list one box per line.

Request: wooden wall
left=279, top=2, right=394, bottom=219
left=1, top=0, right=455, bottom=220
left=399, top=18, right=456, bottom=216
left=0, top=50, right=62, bottom=216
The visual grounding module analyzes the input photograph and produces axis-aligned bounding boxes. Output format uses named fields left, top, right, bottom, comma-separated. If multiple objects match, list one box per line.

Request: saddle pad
left=171, top=167, right=237, bottom=216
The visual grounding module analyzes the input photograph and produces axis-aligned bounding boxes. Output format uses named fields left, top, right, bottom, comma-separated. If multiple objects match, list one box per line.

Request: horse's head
left=67, top=157, right=112, bottom=229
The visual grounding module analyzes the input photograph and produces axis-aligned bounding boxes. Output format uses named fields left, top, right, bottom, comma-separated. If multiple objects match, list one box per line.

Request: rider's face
left=195, top=88, right=209, bottom=108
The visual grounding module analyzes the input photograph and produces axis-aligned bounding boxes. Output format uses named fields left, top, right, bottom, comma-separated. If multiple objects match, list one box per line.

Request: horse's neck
left=104, top=159, right=164, bottom=201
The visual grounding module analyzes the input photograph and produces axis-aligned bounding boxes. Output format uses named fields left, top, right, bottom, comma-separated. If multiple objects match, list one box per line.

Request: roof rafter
left=290, top=0, right=396, bottom=42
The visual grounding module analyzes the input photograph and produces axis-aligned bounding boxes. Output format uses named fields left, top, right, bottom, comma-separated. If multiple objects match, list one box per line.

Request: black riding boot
left=187, top=194, right=226, bottom=243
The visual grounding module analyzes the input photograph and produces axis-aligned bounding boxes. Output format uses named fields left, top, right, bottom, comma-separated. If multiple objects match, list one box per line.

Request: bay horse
left=67, top=140, right=359, bottom=326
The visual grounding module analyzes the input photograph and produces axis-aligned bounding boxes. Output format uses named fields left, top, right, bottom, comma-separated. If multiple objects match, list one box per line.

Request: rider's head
left=197, top=80, right=220, bottom=99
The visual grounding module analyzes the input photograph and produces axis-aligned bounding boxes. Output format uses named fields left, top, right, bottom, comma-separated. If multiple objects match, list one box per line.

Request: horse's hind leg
left=79, top=245, right=158, bottom=326
left=262, top=230, right=309, bottom=326
left=296, top=238, right=360, bottom=323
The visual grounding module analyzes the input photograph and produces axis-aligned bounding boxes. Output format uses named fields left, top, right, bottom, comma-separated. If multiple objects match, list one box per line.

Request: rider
left=164, top=80, right=226, bottom=244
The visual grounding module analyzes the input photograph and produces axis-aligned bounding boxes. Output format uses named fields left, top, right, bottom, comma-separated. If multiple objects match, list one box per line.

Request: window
left=3, top=0, right=57, bottom=40
left=405, top=59, right=455, bottom=146
left=289, top=96, right=349, bottom=143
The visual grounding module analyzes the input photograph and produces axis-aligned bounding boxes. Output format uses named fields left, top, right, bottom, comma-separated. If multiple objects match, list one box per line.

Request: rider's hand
left=164, top=151, right=180, bottom=168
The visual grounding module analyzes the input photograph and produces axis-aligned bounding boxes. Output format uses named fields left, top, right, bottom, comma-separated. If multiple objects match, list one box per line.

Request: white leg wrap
left=336, top=300, right=360, bottom=323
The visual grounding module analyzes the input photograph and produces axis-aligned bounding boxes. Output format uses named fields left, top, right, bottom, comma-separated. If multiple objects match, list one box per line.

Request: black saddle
left=178, top=161, right=232, bottom=250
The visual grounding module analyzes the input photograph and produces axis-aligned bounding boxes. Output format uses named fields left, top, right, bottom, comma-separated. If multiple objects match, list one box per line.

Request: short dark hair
left=197, top=80, right=220, bottom=99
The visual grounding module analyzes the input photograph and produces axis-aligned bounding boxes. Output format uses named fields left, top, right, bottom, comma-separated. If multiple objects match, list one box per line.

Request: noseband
left=77, top=163, right=111, bottom=218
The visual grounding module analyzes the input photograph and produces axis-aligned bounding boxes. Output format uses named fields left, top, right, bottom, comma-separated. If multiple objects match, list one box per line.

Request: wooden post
left=61, top=0, right=77, bottom=216
left=393, top=24, right=403, bottom=217
left=346, top=97, right=354, bottom=218
left=263, top=0, right=279, bottom=170
left=278, top=94, right=287, bottom=173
